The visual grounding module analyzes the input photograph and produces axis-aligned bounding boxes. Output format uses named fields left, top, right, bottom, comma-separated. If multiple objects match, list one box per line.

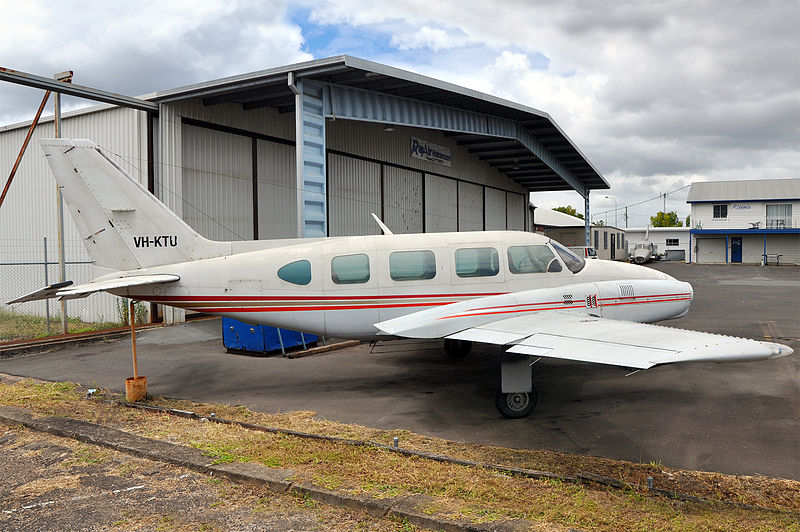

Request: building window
left=603, top=231, right=608, bottom=249
left=766, top=204, right=792, bottom=229
left=331, top=254, right=370, bottom=284
left=594, top=230, right=599, bottom=250
left=390, top=250, right=436, bottom=281
left=713, top=204, right=728, bottom=218
left=666, top=238, right=679, bottom=246
left=278, top=260, right=311, bottom=285
left=455, top=247, right=499, bottom=278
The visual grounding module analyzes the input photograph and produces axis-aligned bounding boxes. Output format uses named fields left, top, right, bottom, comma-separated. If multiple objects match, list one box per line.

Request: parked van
left=568, top=246, right=598, bottom=259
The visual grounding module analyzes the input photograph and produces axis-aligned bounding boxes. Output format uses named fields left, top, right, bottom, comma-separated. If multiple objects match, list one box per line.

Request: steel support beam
left=516, top=125, right=587, bottom=197
left=0, top=66, right=158, bottom=113
left=318, top=81, right=518, bottom=138
left=291, top=76, right=327, bottom=238
left=585, top=192, right=591, bottom=246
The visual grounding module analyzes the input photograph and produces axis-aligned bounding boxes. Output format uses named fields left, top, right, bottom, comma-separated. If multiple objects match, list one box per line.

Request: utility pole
left=54, top=70, right=73, bottom=335
left=625, top=206, right=628, bottom=228
left=662, top=192, right=666, bottom=213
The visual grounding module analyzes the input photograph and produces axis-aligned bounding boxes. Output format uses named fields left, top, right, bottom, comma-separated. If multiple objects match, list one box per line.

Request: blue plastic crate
left=222, top=317, right=317, bottom=354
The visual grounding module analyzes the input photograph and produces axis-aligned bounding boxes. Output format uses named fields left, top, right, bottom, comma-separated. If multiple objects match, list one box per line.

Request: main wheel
left=444, top=339, right=472, bottom=358
left=495, top=388, right=537, bottom=418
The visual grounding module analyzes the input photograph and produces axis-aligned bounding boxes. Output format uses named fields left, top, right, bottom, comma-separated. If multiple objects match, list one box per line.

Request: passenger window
left=277, top=259, right=311, bottom=285
left=507, top=245, right=559, bottom=274
left=390, top=250, right=436, bottom=281
left=331, top=254, right=370, bottom=284
left=455, top=247, right=499, bottom=278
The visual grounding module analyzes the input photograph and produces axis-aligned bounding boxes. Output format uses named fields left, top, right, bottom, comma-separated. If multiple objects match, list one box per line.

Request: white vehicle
left=10, top=140, right=793, bottom=418
left=568, top=246, right=598, bottom=259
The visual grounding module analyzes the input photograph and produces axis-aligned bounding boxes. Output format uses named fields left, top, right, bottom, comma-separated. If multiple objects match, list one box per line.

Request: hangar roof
left=687, top=178, right=800, bottom=203
left=152, top=55, right=608, bottom=194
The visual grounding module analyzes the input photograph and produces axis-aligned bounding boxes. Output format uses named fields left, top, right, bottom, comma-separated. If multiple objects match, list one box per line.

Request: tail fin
left=41, top=138, right=216, bottom=270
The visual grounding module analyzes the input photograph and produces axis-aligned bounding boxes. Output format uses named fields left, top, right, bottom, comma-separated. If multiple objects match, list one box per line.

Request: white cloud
left=1, top=0, right=797, bottom=222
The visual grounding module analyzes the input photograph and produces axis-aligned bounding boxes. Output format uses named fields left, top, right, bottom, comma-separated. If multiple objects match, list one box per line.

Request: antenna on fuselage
left=371, top=213, right=394, bottom=235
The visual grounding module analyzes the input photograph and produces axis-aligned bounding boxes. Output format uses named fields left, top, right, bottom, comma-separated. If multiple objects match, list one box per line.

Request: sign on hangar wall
left=410, top=136, right=452, bottom=167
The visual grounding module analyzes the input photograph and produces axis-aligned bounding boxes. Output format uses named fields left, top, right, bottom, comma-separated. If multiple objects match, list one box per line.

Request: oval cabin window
left=277, top=259, right=312, bottom=285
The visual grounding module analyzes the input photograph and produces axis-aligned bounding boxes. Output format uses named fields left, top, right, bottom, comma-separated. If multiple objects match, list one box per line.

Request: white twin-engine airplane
left=11, top=139, right=793, bottom=418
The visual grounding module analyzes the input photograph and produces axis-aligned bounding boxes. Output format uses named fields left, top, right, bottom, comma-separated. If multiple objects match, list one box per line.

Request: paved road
left=2, top=262, right=798, bottom=479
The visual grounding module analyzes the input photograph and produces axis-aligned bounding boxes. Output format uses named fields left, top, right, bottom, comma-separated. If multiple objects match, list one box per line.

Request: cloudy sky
left=1, top=0, right=797, bottom=226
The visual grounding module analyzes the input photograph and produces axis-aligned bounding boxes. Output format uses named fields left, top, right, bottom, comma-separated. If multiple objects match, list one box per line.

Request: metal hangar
left=0, top=55, right=609, bottom=324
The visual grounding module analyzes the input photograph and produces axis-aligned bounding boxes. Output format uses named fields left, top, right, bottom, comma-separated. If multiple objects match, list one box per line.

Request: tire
left=444, top=339, right=472, bottom=358
left=495, top=388, right=537, bottom=418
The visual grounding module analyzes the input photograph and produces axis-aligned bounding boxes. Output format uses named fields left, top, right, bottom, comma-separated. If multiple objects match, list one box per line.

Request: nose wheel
left=495, top=388, right=537, bottom=418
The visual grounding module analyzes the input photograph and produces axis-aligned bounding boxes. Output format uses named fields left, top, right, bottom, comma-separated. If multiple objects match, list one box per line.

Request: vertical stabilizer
left=41, top=138, right=218, bottom=270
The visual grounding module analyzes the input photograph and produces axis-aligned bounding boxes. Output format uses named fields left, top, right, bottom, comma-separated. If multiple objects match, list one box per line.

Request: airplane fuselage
left=112, top=231, right=692, bottom=340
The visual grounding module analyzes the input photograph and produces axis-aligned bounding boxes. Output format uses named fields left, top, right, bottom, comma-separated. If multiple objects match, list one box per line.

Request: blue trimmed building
left=687, top=178, right=800, bottom=265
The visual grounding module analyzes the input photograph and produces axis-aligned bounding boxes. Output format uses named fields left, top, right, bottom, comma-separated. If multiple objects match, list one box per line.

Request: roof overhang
left=152, top=55, right=608, bottom=196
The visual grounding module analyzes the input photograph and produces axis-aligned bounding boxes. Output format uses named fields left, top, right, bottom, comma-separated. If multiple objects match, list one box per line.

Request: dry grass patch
left=0, top=377, right=798, bottom=531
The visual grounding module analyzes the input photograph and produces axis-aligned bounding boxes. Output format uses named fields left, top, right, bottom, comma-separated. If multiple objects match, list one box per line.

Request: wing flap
left=8, top=274, right=180, bottom=303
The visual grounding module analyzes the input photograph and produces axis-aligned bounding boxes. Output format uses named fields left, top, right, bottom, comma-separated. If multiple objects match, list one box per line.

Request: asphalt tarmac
left=2, top=262, right=798, bottom=480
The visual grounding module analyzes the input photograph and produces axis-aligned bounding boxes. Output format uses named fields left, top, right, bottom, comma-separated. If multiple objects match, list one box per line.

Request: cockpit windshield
left=549, top=240, right=585, bottom=273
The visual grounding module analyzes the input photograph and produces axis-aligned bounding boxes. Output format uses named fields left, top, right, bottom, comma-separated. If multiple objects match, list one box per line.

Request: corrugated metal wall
left=458, top=181, right=484, bottom=231
left=506, top=192, right=525, bottom=230
left=328, top=153, right=381, bottom=236
left=484, top=188, right=506, bottom=230
left=424, top=174, right=458, bottom=232
left=383, top=166, right=423, bottom=234
left=257, top=139, right=297, bottom=239
left=181, top=124, right=253, bottom=241
left=0, top=106, right=147, bottom=322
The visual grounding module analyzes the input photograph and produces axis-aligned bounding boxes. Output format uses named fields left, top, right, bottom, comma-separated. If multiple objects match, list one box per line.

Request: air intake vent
left=619, top=284, right=635, bottom=298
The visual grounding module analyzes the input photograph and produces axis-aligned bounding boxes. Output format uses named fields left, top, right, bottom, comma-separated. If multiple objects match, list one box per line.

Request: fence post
left=43, top=237, right=50, bottom=336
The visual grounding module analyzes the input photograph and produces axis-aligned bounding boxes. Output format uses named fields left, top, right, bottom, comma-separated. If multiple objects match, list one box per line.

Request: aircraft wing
left=8, top=274, right=180, bottom=303
left=376, top=309, right=792, bottom=369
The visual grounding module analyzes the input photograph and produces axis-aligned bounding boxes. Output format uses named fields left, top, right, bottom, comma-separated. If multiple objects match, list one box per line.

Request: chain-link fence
left=0, top=237, right=122, bottom=326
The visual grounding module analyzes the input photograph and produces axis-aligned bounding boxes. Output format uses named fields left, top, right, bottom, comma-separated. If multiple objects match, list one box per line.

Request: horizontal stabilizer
left=8, top=281, right=74, bottom=304
left=8, top=274, right=179, bottom=303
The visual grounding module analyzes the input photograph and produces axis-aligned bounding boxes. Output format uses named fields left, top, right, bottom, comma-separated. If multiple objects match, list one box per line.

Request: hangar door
left=182, top=125, right=253, bottom=241
left=182, top=122, right=298, bottom=240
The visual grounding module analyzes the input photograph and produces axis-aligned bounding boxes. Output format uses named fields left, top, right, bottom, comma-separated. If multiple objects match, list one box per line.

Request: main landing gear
left=441, top=340, right=537, bottom=418
left=496, top=349, right=537, bottom=418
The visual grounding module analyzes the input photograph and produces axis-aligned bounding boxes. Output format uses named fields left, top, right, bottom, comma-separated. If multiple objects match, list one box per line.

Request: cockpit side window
left=550, top=240, right=586, bottom=273
left=277, top=259, right=312, bottom=285
left=507, top=245, right=558, bottom=274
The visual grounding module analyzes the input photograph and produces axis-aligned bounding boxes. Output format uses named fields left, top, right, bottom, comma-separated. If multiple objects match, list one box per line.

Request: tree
left=650, top=211, right=683, bottom=227
left=685, top=214, right=691, bottom=227
left=553, top=205, right=584, bottom=219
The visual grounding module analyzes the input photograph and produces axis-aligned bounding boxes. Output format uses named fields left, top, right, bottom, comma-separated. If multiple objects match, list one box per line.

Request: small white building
left=686, top=178, right=800, bottom=265
left=625, top=227, right=691, bottom=261
left=531, top=207, right=626, bottom=261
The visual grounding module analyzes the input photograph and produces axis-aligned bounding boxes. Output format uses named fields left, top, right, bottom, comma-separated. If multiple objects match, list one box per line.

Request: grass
left=0, top=309, right=124, bottom=342
left=0, top=377, right=798, bottom=531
